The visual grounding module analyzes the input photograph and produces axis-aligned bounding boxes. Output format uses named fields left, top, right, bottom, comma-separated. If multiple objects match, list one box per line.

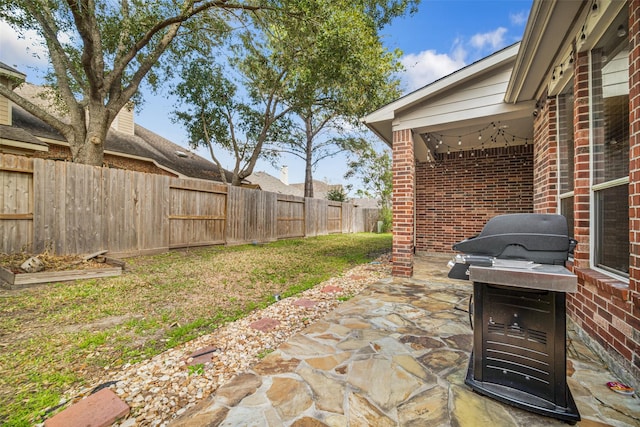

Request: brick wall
left=392, top=129, right=415, bottom=277
left=32, top=143, right=176, bottom=177
left=572, top=50, right=591, bottom=268
left=629, top=0, right=640, bottom=297
left=562, top=1, right=640, bottom=384
left=415, top=145, right=533, bottom=253
left=533, top=97, right=558, bottom=213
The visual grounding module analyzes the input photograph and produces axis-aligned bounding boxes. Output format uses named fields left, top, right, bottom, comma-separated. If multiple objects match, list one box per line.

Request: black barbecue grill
left=448, top=213, right=580, bottom=423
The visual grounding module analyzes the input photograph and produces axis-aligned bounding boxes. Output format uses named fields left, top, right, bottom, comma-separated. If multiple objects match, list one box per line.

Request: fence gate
left=168, top=181, right=227, bottom=248
left=327, top=203, right=342, bottom=233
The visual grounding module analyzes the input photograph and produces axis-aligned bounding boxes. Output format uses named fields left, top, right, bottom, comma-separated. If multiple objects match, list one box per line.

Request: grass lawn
left=0, top=233, right=391, bottom=426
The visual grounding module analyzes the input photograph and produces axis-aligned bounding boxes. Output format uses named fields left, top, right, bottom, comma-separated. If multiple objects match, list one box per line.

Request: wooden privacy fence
left=0, top=154, right=380, bottom=256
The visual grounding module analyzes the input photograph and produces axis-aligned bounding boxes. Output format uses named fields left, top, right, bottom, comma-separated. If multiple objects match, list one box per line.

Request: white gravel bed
left=57, top=255, right=391, bottom=427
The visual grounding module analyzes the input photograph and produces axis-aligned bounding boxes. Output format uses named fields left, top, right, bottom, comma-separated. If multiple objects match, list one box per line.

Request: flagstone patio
left=169, top=255, right=639, bottom=427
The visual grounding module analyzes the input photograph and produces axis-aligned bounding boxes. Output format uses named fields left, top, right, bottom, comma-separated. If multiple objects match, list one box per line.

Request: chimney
left=111, top=102, right=135, bottom=135
left=280, top=165, right=289, bottom=185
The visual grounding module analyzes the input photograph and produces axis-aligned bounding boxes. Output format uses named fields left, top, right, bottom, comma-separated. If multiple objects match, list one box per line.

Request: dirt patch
left=0, top=252, right=114, bottom=274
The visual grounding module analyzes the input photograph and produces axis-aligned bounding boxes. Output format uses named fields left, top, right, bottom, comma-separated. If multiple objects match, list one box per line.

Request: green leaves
left=345, top=144, right=392, bottom=208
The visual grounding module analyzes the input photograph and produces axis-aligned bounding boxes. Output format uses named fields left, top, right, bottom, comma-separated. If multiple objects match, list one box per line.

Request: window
left=591, top=18, right=629, bottom=277
left=557, top=81, right=574, bottom=237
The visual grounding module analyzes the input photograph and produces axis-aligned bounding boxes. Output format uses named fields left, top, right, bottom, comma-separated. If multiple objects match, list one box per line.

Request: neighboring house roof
left=246, top=171, right=301, bottom=196
left=132, top=126, right=232, bottom=182
left=0, top=124, right=49, bottom=152
left=1, top=82, right=233, bottom=182
left=0, top=61, right=26, bottom=85
left=290, top=181, right=342, bottom=200
left=350, top=198, right=380, bottom=209
left=247, top=171, right=371, bottom=203
left=362, top=42, right=534, bottom=162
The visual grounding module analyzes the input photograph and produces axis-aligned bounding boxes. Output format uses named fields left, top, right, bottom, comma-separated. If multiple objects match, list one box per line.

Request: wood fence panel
left=226, top=186, right=277, bottom=244
left=103, top=168, right=130, bottom=253
left=53, top=161, right=68, bottom=254
left=305, top=198, right=328, bottom=237
left=352, top=207, right=364, bottom=233
left=0, top=154, right=33, bottom=253
left=33, top=158, right=53, bottom=253
left=327, top=203, right=342, bottom=234
left=258, top=190, right=277, bottom=241
left=138, top=173, right=169, bottom=251
left=362, top=208, right=381, bottom=232
left=277, top=195, right=305, bottom=239
left=169, top=179, right=226, bottom=248
left=77, top=163, right=104, bottom=254
left=6, top=155, right=379, bottom=257
left=341, top=203, right=354, bottom=234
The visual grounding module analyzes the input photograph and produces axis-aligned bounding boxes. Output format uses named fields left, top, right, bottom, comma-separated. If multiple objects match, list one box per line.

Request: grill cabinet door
left=473, top=283, right=567, bottom=405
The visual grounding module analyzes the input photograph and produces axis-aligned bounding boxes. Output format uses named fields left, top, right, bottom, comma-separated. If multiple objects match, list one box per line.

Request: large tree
left=0, top=0, right=265, bottom=165
left=265, top=0, right=416, bottom=197
left=171, top=36, right=292, bottom=185
left=345, top=141, right=393, bottom=231
left=345, top=142, right=392, bottom=208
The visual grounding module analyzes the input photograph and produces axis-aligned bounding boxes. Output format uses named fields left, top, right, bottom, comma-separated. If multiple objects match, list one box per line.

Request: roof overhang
left=506, top=0, right=625, bottom=103
left=0, top=63, right=26, bottom=89
left=362, top=43, right=527, bottom=148
left=362, top=43, right=520, bottom=146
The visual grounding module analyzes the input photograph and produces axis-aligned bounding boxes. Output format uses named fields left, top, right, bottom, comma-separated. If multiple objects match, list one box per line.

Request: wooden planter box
left=0, top=259, right=123, bottom=290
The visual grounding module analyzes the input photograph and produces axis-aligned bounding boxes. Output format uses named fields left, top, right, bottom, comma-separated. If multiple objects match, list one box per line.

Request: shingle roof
left=247, top=172, right=362, bottom=202
left=246, top=171, right=301, bottom=196
left=4, top=83, right=233, bottom=182
left=290, top=181, right=342, bottom=200
left=0, top=123, right=48, bottom=147
left=0, top=61, right=26, bottom=81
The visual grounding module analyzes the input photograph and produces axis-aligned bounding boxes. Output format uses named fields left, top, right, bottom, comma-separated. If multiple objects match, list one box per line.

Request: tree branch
left=107, top=0, right=267, bottom=100
left=0, top=84, right=75, bottom=140
left=28, top=2, right=85, bottom=129
left=66, top=0, right=105, bottom=100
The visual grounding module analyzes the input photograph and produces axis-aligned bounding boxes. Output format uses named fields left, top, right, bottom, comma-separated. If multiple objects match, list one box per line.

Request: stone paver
left=250, top=317, right=281, bottom=331
left=169, top=256, right=639, bottom=427
left=292, top=298, right=320, bottom=308
left=44, top=388, right=129, bottom=427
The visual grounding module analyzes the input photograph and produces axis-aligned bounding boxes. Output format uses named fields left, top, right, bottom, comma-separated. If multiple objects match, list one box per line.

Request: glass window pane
left=595, top=184, right=629, bottom=275
left=560, top=196, right=574, bottom=238
left=592, top=47, right=629, bottom=185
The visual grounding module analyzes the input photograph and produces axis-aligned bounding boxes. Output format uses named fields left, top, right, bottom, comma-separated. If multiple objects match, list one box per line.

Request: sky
left=0, top=0, right=532, bottom=192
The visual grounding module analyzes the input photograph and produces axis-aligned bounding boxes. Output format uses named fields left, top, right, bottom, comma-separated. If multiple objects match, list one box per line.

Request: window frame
left=556, top=79, right=575, bottom=262
left=588, top=47, right=630, bottom=281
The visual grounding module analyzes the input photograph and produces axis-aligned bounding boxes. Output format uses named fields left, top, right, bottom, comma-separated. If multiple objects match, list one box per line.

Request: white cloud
left=400, top=49, right=466, bottom=93
left=0, top=21, right=49, bottom=80
left=469, top=27, right=508, bottom=51
left=509, top=11, right=529, bottom=26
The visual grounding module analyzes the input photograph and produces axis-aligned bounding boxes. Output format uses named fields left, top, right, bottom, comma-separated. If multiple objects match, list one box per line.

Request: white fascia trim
left=103, top=149, right=186, bottom=178
left=0, top=68, right=27, bottom=87
left=0, top=138, right=49, bottom=152
left=506, top=0, right=556, bottom=103
left=40, top=138, right=187, bottom=178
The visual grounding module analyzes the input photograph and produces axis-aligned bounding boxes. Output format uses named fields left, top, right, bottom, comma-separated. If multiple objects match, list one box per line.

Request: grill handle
left=468, top=294, right=473, bottom=330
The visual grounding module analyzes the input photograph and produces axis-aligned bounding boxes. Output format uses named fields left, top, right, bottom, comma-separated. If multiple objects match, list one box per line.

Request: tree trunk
left=304, top=117, right=314, bottom=198
left=71, top=104, right=113, bottom=166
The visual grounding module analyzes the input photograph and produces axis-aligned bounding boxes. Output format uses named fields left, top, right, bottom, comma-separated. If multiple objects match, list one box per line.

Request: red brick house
left=364, top=0, right=639, bottom=387
left=0, top=62, right=233, bottom=182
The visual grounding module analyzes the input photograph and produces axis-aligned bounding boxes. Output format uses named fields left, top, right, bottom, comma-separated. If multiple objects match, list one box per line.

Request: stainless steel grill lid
left=452, top=214, right=576, bottom=265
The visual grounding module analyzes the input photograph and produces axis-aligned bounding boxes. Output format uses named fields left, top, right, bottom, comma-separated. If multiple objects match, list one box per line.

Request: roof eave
left=363, top=42, right=521, bottom=145
left=505, top=0, right=586, bottom=103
